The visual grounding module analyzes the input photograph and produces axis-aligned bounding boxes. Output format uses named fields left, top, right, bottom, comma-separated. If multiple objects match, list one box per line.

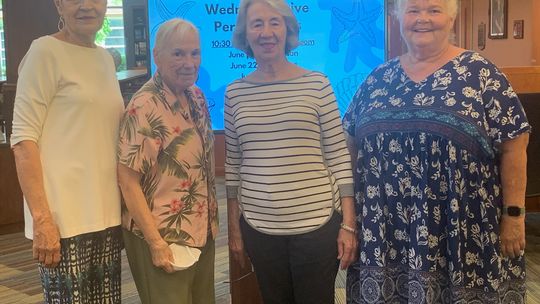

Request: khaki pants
left=123, top=229, right=216, bottom=304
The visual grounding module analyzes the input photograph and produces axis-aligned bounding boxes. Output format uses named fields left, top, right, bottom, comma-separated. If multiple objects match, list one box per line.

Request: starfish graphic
left=319, top=0, right=384, bottom=72
left=332, top=1, right=382, bottom=46
left=152, top=0, right=196, bottom=36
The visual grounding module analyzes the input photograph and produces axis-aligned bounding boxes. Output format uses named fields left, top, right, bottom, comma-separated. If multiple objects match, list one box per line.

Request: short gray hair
left=153, top=18, right=199, bottom=55
left=393, top=0, right=458, bottom=20
left=232, top=0, right=300, bottom=58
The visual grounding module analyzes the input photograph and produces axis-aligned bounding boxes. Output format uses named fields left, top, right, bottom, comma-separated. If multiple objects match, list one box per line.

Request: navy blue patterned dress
left=343, top=51, right=530, bottom=303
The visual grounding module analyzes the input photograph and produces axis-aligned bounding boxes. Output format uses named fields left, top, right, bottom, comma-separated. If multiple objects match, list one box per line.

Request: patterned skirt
left=346, top=263, right=526, bottom=304
left=38, top=226, right=122, bottom=304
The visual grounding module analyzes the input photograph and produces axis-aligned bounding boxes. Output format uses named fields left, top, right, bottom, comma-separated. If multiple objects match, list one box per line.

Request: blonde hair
left=232, top=0, right=300, bottom=57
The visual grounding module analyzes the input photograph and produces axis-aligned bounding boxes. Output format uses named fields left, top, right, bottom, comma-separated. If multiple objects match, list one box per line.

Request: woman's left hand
left=337, top=228, right=358, bottom=269
left=497, top=135, right=528, bottom=259
left=338, top=196, right=358, bottom=269
left=500, top=215, right=526, bottom=258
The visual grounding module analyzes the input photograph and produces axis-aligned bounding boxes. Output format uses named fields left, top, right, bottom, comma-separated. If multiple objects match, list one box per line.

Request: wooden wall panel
left=519, top=93, right=540, bottom=202
left=0, top=145, right=23, bottom=234
left=0, top=0, right=58, bottom=234
left=214, top=132, right=225, bottom=177
left=501, top=66, right=540, bottom=93
left=532, top=0, right=540, bottom=65
left=0, top=83, right=23, bottom=234
left=527, top=196, right=540, bottom=211
left=2, top=0, right=58, bottom=83
left=386, top=11, right=407, bottom=59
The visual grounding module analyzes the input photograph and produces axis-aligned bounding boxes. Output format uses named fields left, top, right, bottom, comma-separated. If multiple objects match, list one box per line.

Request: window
left=0, top=2, right=126, bottom=77
left=96, top=0, right=127, bottom=71
left=0, top=2, right=6, bottom=80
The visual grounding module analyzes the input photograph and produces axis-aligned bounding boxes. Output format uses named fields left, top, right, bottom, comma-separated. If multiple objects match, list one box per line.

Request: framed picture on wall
left=478, top=22, right=486, bottom=50
left=488, top=0, right=508, bottom=39
left=513, top=20, right=524, bottom=39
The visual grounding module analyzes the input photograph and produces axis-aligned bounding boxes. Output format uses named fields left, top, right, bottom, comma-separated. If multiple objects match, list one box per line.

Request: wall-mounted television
left=148, top=0, right=386, bottom=129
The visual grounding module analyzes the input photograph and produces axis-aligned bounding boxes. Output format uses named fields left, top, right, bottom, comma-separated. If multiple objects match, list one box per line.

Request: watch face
left=507, top=206, right=522, bottom=216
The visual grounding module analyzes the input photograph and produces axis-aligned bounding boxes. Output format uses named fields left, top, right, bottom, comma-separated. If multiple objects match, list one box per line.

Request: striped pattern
left=224, top=72, right=353, bottom=235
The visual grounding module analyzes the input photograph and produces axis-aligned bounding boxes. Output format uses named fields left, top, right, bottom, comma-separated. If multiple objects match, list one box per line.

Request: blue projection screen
left=148, top=0, right=386, bottom=130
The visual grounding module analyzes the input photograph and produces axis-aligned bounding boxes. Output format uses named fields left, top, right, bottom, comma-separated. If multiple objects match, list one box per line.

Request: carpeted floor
left=1, top=179, right=539, bottom=303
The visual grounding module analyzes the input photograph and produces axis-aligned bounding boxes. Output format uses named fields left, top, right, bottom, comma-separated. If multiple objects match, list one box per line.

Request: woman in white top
left=11, top=0, right=124, bottom=302
left=225, top=0, right=357, bottom=303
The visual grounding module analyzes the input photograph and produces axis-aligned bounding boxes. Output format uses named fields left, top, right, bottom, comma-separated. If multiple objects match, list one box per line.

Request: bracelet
left=340, top=222, right=357, bottom=234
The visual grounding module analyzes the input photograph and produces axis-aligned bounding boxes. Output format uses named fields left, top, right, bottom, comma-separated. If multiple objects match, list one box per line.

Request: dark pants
left=240, top=213, right=341, bottom=304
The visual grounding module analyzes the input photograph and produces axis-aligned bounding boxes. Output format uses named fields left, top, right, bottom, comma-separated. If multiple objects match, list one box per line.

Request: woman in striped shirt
left=225, top=0, right=357, bottom=303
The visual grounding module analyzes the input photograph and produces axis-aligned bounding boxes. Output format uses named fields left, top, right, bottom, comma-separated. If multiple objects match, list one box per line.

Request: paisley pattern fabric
left=343, top=52, right=530, bottom=303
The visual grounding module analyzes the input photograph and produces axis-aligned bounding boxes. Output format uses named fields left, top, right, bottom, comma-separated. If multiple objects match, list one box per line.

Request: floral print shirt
left=118, top=73, right=218, bottom=247
left=343, top=52, right=530, bottom=303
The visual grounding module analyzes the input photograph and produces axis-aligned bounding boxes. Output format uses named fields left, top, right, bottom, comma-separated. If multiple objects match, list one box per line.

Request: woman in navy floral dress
left=343, top=0, right=530, bottom=303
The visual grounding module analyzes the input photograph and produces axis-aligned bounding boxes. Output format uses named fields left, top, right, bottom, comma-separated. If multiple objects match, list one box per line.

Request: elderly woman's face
left=155, top=29, right=201, bottom=92
left=56, top=0, right=107, bottom=37
left=400, top=0, right=454, bottom=50
left=245, top=1, right=287, bottom=63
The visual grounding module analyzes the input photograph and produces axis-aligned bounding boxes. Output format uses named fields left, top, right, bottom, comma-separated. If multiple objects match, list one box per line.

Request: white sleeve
left=224, top=94, right=242, bottom=199
left=11, top=39, right=59, bottom=146
left=318, top=76, right=354, bottom=197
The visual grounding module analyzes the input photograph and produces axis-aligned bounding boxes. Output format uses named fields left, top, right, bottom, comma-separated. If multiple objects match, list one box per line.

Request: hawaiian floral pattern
left=118, top=73, right=218, bottom=247
left=343, top=52, right=530, bottom=303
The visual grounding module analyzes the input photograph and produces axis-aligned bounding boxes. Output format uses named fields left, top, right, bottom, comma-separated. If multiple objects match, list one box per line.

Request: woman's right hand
left=148, top=239, right=174, bottom=273
left=228, top=224, right=249, bottom=269
left=32, top=216, right=61, bottom=268
left=227, top=198, right=250, bottom=269
left=118, top=164, right=175, bottom=273
left=13, top=141, right=61, bottom=268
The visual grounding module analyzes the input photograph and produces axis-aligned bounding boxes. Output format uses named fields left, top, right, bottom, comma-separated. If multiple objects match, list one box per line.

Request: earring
left=58, top=16, right=65, bottom=31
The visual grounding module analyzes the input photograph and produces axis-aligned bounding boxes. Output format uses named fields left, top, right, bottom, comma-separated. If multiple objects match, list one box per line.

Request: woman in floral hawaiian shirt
left=117, top=19, right=218, bottom=304
left=343, top=0, right=530, bottom=303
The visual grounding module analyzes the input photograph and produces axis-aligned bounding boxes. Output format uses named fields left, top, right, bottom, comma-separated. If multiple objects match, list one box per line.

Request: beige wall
left=533, top=0, right=540, bottom=65
left=470, top=0, right=534, bottom=67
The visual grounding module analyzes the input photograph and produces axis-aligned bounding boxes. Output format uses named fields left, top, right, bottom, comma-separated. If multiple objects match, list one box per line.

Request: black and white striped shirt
left=225, top=72, right=354, bottom=235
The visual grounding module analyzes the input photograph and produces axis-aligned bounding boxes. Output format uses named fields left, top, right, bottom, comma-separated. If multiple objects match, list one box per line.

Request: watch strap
left=502, top=206, right=526, bottom=216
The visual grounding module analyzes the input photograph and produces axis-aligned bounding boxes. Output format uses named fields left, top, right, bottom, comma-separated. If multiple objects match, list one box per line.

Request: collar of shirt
left=153, top=72, right=192, bottom=110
